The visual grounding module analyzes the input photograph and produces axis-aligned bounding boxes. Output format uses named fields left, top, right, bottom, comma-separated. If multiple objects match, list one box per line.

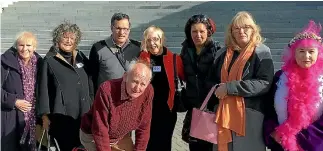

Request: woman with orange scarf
left=206, top=11, right=274, bottom=151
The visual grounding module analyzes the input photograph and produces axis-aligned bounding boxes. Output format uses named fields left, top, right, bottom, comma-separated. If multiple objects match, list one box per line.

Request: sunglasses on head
left=191, top=14, right=208, bottom=21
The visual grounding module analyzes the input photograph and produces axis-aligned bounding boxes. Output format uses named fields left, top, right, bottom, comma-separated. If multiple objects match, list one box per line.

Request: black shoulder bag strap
left=104, top=41, right=127, bottom=71
left=114, top=50, right=127, bottom=71
left=173, top=54, right=179, bottom=90
left=173, top=54, right=184, bottom=91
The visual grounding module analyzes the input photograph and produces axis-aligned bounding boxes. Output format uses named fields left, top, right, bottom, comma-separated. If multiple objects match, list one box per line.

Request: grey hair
left=127, top=58, right=153, bottom=81
left=52, top=20, right=82, bottom=46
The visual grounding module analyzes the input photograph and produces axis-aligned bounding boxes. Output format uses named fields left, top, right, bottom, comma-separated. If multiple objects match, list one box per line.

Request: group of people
left=1, top=10, right=323, bottom=151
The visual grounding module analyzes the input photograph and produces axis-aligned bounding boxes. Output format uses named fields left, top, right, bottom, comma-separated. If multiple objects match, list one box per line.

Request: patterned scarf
left=18, top=54, right=37, bottom=150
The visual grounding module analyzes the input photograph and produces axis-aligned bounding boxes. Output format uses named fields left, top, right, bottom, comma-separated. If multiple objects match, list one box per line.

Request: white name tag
left=153, top=66, right=161, bottom=72
left=76, top=63, right=84, bottom=68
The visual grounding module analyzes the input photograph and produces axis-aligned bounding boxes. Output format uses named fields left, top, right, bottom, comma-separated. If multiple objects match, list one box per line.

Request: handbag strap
left=47, top=131, right=51, bottom=151
left=199, top=84, right=218, bottom=110
left=37, top=129, right=61, bottom=151
left=38, top=129, right=46, bottom=150
left=47, top=132, right=61, bottom=151
left=173, top=54, right=178, bottom=89
left=173, top=53, right=184, bottom=90
left=53, top=137, right=61, bottom=151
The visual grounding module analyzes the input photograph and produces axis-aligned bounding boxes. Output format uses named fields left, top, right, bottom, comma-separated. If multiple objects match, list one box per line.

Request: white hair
left=127, top=58, right=153, bottom=81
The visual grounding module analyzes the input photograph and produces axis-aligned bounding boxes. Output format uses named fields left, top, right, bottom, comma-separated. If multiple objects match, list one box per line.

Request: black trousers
left=189, top=139, right=213, bottom=151
left=49, top=114, right=81, bottom=151
left=146, top=105, right=177, bottom=151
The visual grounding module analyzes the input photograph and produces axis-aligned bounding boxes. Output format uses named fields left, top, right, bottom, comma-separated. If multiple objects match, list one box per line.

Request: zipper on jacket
left=195, top=56, right=200, bottom=102
left=195, top=74, right=200, bottom=98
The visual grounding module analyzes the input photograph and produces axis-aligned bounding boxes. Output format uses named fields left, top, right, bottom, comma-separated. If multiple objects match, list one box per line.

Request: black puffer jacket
left=180, top=39, right=221, bottom=109
left=180, top=39, right=221, bottom=142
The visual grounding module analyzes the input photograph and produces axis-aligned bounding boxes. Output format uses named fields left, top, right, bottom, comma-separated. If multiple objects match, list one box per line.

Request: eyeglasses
left=146, top=37, right=161, bottom=43
left=232, top=25, right=253, bottom=33
left=113, top=25, right=130, bottom=33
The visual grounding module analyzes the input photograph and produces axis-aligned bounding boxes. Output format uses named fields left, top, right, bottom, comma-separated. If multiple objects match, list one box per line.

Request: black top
left=59, top=49, right=73, bottom=65
left=150, top=48, right=169, bottom=112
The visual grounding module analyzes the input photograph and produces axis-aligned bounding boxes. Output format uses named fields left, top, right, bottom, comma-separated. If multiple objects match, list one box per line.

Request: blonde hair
left=13, top=31, right=38, bottom=48
left=224, top=11, right=264, bottom=49
left=141, top=25, right=165, bottom=51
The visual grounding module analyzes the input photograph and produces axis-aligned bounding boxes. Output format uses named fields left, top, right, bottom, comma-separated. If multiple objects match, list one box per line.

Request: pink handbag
left=189, top=85, right=218, bottom=144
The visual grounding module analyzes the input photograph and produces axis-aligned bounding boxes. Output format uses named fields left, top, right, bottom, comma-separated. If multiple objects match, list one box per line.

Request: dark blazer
left=1, top=47, right=42, bottom=151
left=36, top=46, right=93, bottom=119
left=206, top=44, right=274, bottom=113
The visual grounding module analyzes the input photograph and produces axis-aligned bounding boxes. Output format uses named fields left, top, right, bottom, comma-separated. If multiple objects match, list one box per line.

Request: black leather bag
left=172, top=54, right=188, bottom=113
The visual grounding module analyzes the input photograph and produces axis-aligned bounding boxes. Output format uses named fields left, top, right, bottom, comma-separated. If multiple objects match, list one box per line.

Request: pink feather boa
left=275, top=20, right=323, bottom=151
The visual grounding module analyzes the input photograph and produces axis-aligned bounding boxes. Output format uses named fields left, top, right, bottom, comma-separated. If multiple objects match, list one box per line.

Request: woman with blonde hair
left=206, top=11, right=274, bottom=151
left=1, top=32, right=42, bottom=151
left=139, top=25, right=185, bottom=151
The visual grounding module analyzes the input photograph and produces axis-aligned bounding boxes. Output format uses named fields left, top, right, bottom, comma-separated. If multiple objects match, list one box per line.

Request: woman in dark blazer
left=36, top=21, right=93, bottom=151
left=1, top=32, right=42, bottom=151
left=139, top=25, right=185, bottom=151
left=207, top=11, right=274, bottom=151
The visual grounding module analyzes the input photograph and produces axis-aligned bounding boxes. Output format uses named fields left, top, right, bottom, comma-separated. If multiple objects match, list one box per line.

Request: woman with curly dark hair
left=36, top=21, right=93, bottom=151
left=180, top=14, right=221, bottom=151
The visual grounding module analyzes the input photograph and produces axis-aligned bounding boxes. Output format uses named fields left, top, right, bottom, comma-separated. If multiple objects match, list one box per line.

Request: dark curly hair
left=184, top=14, right=216, bottom=47
left=52, top=20, right=82, bottom=47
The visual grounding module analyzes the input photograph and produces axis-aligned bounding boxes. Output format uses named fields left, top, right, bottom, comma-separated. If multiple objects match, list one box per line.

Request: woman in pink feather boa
left=264, top=20, right=323, bottom=151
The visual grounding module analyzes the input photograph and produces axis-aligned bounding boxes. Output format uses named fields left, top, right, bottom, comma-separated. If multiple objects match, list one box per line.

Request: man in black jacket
left=89, top=13, right=141, bottom=92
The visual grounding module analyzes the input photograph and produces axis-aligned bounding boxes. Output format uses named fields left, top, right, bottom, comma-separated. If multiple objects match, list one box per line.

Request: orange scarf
left=215, top=43, right=255, bottom=151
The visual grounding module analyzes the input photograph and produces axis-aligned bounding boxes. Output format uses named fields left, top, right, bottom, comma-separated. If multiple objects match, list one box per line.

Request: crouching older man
left=80, top=59, right=154, bottom=151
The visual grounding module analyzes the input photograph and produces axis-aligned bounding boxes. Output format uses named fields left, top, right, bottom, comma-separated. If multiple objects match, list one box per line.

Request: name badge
left=153, top=66, right=161, bottom=72
left=76, top=63, right=84, bottom=68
